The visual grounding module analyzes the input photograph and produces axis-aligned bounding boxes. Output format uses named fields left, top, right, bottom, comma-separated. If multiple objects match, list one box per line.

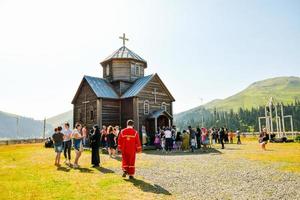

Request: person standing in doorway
left=118, top=120, right=142, bottom=179
left=62, top=122, right=72, bottom=165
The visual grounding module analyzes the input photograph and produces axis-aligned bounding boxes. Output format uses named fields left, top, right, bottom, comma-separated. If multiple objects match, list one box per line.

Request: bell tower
left=100, top=33, right=147, bottom=95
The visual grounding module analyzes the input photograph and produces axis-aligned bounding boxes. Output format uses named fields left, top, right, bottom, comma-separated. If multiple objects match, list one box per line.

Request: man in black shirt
left=52, top=126, right=64, bottom=166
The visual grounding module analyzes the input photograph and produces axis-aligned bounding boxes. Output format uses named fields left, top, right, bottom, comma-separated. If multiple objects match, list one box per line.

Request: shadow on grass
left=125, top=178, right=171, bottom=195
left=143, top=148, right=222, bottom=156
left=221, top=147, right=242, bottom=150
left=75, top=167, right=94, bottom=173
left=113, top=156, right=122, bottom=162
left=95, top=167, right=115, bottom=174
left=57, top=166, right=71, bottom=172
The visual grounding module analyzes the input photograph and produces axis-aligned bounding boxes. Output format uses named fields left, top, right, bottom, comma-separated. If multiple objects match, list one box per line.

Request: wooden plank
left=96, top=99, right=102, bottom=128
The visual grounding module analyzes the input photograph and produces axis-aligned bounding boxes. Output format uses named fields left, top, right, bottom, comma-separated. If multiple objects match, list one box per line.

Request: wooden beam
left=97, top=99, right=102, bottom=128
left=133, top=97, right=139, bottom=131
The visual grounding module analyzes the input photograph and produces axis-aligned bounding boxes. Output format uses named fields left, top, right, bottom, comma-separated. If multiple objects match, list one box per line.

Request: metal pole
left=281, top=104, right=285, bottom=137
left=258, top=117, right=262, bottom=133
left=269, top=101, right=273, bottom=140
left=275, top=105, right=279, bottom=137
left=43, top=118, right=46, bottom=139
left=16, top=116, right=19, bottom=139
left=265, top=106, right=269, bottom=133
left=290, top=116, right=294, bottom=139
left=277, top=117, right=282, bottom=137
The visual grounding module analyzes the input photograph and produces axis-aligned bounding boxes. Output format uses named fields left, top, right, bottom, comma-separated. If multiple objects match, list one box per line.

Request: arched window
left=144, top=100, right=149, bottom=115
left=161, top=102, right=167, bottom=111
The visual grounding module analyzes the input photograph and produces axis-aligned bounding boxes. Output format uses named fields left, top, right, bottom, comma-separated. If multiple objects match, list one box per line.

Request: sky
left=0, top=0, right=300, bottom=119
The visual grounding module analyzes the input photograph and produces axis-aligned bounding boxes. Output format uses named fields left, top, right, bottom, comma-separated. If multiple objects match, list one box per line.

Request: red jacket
left=118, top=127, right=142, bottom=153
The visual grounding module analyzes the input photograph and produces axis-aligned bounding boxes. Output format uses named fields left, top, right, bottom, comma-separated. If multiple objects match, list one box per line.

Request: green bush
left=295, top=135, right=300, bottom=143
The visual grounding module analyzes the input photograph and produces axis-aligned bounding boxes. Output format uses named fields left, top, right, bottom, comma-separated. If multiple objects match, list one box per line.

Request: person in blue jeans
left=62, top=122, right=72, bottom=165
left=52, top=127, right=64, bottom=166
left=73, top=123, right=83, bottom=168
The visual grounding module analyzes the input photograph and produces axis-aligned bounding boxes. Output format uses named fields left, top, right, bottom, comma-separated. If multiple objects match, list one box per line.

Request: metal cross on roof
left=119, top=33, right=129, bottom=46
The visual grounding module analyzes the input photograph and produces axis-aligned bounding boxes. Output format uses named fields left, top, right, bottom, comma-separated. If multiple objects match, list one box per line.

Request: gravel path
left=111, top=147, right=300, bottom=200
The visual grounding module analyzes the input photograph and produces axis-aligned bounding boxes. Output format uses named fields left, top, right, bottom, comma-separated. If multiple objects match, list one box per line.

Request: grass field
left=0, top=138, right=299, bottom=200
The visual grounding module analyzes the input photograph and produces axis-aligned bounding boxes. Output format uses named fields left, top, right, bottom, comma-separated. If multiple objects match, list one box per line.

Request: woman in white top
left=73, top=123, right=83, bottom=168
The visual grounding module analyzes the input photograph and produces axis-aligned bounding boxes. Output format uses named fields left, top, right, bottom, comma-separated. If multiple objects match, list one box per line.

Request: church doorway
left=157, top=115, right=170, bottom=129
left=145, top=110, right=173, bottom=145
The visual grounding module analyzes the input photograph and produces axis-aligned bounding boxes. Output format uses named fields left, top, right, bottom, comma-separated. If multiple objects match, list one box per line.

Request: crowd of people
left=51, top=120, right=142, bottom=179
left=50, top=121, right=271, bottom=179
left=153, top=126, right=243, bottom=152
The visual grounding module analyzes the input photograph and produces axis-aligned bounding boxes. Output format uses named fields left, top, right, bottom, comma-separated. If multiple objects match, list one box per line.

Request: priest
left=118, top=119, right=142, bottom=179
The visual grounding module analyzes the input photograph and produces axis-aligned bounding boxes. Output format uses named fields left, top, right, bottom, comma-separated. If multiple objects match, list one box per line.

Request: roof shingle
left=101, top=46, right=147, bottom=64
left=84, top=75, right=119, bottom=99
left=121, top=74, right=154, bottom=98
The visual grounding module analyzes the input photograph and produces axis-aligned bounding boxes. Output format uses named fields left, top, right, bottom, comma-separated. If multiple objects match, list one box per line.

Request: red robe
left=118, top=127, right=142, bottom=176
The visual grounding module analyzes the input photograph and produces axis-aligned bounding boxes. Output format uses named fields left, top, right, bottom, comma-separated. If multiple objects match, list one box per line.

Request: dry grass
left=0, top=144, right=173, bottom=200
left=223, top=136, right=300, bottom=173
left=0, top=139, right=299, bottom=200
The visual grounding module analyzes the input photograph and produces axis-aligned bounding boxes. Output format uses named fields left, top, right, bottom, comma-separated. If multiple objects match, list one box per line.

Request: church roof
left=84, top=75, right=119, bottom=99
left=101, top=46, right=147, bottom=65
left=121, top=74, right=154, bottom=98
left=148, top=109, right=173, bottom=119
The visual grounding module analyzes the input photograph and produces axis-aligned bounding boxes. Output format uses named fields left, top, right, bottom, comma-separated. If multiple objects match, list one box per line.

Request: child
left=190, top=137, right=196, bottom=152
left=154, top=131, right=161, bottom=150
left=52, top=127, right=64, bottom=166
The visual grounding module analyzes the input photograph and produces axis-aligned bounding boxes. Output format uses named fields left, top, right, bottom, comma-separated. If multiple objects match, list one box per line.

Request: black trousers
left=220, top=138, right=225, bottom=149
left=63, top=140, right=72, bottom=160
left=91, top=146, right=100, bottom=166
left=166, top=138, right=173, bottom=151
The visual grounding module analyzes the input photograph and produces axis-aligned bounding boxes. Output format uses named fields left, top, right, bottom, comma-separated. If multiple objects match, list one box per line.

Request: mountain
left=204, top=76, right=300, bottom=111
left=47, top=110, right=73, bottom=128
left=0, top=111, right=53, bottom=139
left=175, top=76, right=300, bottom=121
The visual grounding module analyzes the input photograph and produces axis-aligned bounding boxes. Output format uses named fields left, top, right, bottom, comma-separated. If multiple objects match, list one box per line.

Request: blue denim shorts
left=54, top=144, right=63, bottom=153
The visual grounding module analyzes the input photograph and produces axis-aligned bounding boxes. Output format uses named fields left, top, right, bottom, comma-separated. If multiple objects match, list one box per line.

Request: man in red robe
left=118, top=119, right=142, bottom=179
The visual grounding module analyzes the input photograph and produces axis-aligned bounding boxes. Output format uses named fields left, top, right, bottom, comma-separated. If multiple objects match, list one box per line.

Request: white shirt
left=62, top=129, right=72, bottom=141
left=164, top=130, right=172, bottom=138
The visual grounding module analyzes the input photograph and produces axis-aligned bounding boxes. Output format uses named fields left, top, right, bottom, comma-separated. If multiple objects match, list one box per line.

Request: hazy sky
left=0, top=0, right=299, bottom=119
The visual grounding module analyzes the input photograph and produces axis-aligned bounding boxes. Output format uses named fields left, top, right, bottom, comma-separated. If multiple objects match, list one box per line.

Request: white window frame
left=144, top=100, right=150, bottom=115
left=135, top=65, right=140, bottom=76
left=161, top=102, right=167, bottom=111
left=106, top=64, right=110, bottom=76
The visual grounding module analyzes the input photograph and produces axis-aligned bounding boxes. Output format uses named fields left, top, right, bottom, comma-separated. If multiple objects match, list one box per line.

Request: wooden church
left=72, top=34, right=175, bottom=140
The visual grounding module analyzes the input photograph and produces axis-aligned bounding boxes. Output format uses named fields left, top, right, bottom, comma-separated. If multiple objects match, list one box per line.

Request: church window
left=106, top=64, right=110, bottom=76
left=90, top=106, right=94, bottom=121
left=144, top=100, right=149, bottom=115
left=131, top=64, right=135, bottom=75
left=161, top=102, right=167, bottom=111
left=135, top=65, right=140, bottom=76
